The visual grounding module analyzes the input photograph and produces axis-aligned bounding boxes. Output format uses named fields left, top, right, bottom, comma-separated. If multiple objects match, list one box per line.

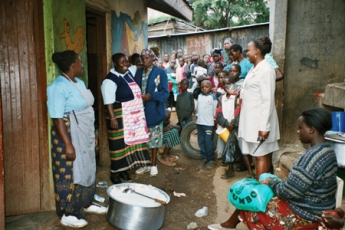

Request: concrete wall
left=148, top=23, right=269, bottom=57
left=281, top=0, right=345, bottom=144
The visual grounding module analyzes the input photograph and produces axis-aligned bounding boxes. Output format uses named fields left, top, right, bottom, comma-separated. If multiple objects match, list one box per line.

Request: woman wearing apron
left=101, top=53, right=151, bottom=184
left=47, top=50, right=106, bottom=228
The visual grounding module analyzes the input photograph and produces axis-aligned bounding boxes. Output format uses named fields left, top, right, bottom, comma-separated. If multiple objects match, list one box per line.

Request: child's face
left=158, top=61, right=163, bottom=67
left=199, top=60, right=206, bottom=68
left=203, top=55, right=210, bottom=63
left=169, top=60, right=176, bottom=68
left=218, top=73, right=226, bottom=85
left=192, top=52, right=199, bottom=61
left=214, top=63, right=223, bottom=75
left=229, top=66, right=240, bottom=79
left=180, top=80, right=189, bottom=91
left=179, top=59, right=185, bottom=67
left=222, top=78, right=231, bottom=90
left=201, top=81, right=212, bottom=94
left=212, top=53, right=220, bottom=62
left=163, top=54, right=169, bottom=62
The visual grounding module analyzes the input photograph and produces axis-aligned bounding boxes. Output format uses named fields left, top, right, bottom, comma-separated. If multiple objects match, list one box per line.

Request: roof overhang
left=146, top=0, right=193, bottom=21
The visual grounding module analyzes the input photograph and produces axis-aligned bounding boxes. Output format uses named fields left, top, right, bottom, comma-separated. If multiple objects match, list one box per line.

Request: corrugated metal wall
left=148, top=23, right=269, bottom=57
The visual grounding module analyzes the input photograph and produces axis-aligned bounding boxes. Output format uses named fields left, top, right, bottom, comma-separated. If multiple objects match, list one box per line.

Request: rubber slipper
left=169, top=155, right=179, bottom=162
left=221, top=170, right=235, bottom=179
left=235, top=164, right=247, bottom=172
left=158, top=155, right=176, bottom=166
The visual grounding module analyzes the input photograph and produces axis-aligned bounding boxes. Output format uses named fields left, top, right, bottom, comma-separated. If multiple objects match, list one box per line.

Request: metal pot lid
left=107, top=183, right=170, bottom=207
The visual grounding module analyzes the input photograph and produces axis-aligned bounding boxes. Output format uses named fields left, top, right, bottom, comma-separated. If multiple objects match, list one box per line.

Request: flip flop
left=169, top=155, right=179, bottom=162
left=158, top=155, right=176, bottom=166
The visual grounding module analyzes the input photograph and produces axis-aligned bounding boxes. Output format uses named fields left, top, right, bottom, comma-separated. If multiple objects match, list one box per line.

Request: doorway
left=86, top=8, right=109, bottom=166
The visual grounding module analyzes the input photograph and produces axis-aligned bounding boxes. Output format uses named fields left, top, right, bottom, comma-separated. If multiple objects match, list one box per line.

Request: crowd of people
left=46, top=35, right=343, bottom=229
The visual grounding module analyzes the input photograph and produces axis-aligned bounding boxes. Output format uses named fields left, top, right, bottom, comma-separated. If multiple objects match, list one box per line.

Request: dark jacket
left=135, top=66, right=169, bottom=127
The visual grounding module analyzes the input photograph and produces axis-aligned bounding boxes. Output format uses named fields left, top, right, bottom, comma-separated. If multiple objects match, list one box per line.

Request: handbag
left=221, top=131, right=243, bottom=164
left=228, top=178, right=274, bottom=212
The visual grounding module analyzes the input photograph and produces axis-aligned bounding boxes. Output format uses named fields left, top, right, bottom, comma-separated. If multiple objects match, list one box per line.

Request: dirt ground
left=5, top=112, right=222, bottom=230
left=5, top=112, right=290, bottom=230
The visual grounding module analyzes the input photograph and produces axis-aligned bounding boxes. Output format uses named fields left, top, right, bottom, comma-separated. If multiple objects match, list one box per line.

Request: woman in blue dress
left=47, top=50, right=106, bottom=228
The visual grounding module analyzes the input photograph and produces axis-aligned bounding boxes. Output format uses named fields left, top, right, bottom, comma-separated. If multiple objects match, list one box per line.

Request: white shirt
left=101, top=68, right=134, bottom=105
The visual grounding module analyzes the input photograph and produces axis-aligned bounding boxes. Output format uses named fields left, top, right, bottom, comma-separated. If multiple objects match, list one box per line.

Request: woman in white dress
left=238, top=35, right=280, bottom=178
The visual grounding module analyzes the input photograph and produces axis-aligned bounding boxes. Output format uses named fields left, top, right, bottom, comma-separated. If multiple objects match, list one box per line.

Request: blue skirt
left=51, top=117, right=95, bottom=219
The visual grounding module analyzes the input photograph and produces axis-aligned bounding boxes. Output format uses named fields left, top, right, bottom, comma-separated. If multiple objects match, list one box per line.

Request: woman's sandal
left=235, top=163, right=247, bottom=172
left=221, top=170, right=235, bottom=179
left=169, top=155, right=179, bottom=162
left=236, top=163, right=255, bottom=172
left=158, top=155, right=176, bottom=166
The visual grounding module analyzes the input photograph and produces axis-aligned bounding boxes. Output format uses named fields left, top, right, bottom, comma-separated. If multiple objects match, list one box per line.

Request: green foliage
left=189, top=0, right=269, bottom=29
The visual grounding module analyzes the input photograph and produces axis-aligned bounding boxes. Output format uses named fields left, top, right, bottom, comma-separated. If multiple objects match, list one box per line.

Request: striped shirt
left=268, top=142, right=338, bottom=221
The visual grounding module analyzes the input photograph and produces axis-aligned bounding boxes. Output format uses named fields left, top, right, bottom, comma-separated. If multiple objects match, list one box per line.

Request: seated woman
left=158, top=110, right=181, bottom=166
left=208, top=107, right=338, bottom=230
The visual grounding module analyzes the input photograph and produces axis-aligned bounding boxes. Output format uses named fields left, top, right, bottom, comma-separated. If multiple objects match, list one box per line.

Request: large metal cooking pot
left=106, top=183, right=170, bottom=230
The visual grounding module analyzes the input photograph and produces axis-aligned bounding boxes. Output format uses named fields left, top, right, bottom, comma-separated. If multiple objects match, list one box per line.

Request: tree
left=189, top=0, right=269, bottom=29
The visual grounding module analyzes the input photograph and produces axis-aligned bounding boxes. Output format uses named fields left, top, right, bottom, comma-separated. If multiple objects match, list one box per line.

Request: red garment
left=209, top=75, right=217, bottom=88
left=239, top=197, right=321, bottom=230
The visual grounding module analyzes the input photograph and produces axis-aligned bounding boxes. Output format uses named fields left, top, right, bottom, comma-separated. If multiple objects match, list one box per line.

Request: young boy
left=209, top=62, right=224, bottom=89
left=176, top=79, right=195, bottom=128
left=193, top=58, right=208, bottom=78
left=191, top=59, right=209, bottom=99
left=165, top=58, right=178, bottom=110
left=215, top=76, right=240, bottom=179
left=176, top=57, right=186, bottom=84
left=158, top=110, right=181, bottom=166
left=215, top=70, right=229, bottom=97
left=196, top=80, right=218, bottom=169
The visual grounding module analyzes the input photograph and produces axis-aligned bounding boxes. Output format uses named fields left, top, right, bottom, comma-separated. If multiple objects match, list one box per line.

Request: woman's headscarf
left=141, top=49, right=155, bottom=57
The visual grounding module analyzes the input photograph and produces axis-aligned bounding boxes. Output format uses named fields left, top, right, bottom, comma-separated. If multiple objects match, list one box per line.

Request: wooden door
left=0, top=0, right=48, bottom=215
left=0, top=92, right=4, bottom=230
left=86, top=8, right=109, bottom=166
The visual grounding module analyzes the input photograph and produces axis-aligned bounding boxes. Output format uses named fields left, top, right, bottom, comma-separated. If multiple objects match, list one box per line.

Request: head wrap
left=141, top=49, right=155, bottom=57
left=211, top=48, right=222, bottom=55
left=150, top=46, right=160, bottom=56
left=224, top=38, right=234, bottom=44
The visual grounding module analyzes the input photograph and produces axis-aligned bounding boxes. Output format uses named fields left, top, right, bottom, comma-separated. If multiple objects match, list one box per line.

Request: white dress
left=238, top=59, right=280, bottom=156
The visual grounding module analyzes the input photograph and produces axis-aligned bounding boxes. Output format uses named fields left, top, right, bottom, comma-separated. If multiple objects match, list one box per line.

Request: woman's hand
left=260, top=178, right=274, bottom=184
left=315, top=210, right=344, bottom=229
left=225, top=89, right=238, bottom=95
left=65, top=143, right=76, bottom=161
left=227, top=123, right=234, bottom=131
left=258, top=130, right=270, bottom=141
left=110, top=118, right=118, bottom=130
left=142, top=93, right=150, bottom=102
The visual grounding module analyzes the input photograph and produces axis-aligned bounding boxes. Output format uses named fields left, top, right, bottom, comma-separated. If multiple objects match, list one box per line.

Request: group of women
left=47, top=49, right=168, bottom=228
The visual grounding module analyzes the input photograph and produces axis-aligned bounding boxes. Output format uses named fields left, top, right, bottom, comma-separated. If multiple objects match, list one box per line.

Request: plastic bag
left=195, top=206, right=208, bottom=217
left=228, top=178, right=274, bottom=212
left=193, top=87, right=201, bottom=100
left=222, top=131, right=243, bottom=164
left=259, top=173, right=281, bottom=182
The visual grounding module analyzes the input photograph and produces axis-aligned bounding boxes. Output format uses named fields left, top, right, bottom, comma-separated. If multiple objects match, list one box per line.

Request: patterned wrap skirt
left=163, top=129, right=181, bottom=148
left=239, top=197, right=321, bottom=230
left=51, top=117, right=95, bottom=219
left=147, top=123, right=164, bottom=148
left=106, top=103, right=151, bottom=172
